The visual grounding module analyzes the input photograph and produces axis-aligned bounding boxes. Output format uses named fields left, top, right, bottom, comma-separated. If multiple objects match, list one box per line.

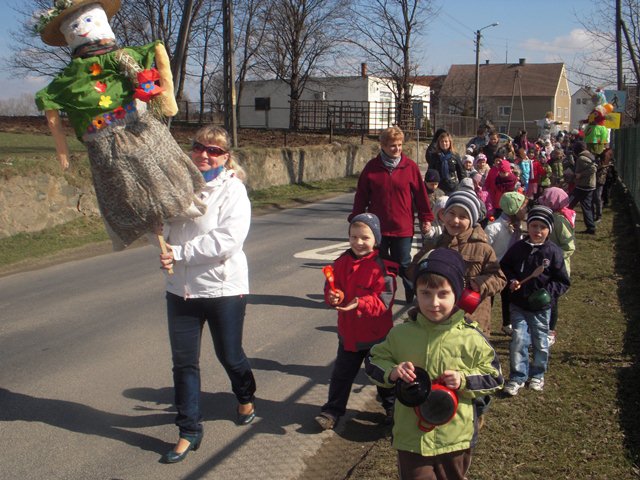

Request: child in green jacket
left=365, top=248, right=503, bottom=480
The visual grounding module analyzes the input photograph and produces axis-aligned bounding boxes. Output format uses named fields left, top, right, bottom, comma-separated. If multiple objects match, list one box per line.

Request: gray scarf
left=380, top=150, right=401, bottom=171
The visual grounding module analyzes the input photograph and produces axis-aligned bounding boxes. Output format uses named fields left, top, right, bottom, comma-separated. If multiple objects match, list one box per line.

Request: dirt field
left=0, top=116, right=373, bottom=149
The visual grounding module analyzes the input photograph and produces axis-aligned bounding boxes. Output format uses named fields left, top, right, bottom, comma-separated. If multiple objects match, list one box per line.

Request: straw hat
left=37, top=0, right=121, bottom=46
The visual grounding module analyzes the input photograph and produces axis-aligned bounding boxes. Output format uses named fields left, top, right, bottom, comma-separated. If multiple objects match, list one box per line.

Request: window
left=556, top=107, right=561, bottom=118
left=498, top=106, right=511, bottom=116
left=576, top=98, right=582, bottom=105
left=255, top=97, right=270, bottom=111
left=564, top=107, right=569, bottom=119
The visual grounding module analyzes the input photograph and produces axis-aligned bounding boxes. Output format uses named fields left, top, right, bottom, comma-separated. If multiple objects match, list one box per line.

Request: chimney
left=519, top=58, right=526, bottom=66
left=361, top=62, right=367, bottom=77
left=485, top=59, right=490, bottom=65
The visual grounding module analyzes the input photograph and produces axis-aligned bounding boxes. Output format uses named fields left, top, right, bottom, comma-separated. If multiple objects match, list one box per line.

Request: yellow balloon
left=604, top=103, right=614, bottom=113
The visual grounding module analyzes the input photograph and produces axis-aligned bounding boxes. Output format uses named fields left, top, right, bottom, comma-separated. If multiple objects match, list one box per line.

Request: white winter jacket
left=484, top=214, right=523, bottom=260
left=164, top=169, right=250, bottom=299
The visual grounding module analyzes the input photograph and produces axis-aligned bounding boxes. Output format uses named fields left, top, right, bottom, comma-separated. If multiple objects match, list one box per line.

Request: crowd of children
left=314, top=126, right=616, bottom=479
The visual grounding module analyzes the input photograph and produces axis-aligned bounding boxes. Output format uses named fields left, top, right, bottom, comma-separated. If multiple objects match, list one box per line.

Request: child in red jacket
left=315, top=213, right=399, bottom=430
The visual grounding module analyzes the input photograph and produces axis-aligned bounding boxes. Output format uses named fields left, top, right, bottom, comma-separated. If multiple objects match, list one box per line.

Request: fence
left=613, top=125, right=640, bottom=210
left=430, top=113, right=479, bottom=139
left=173, top=100, right=434, bottom=136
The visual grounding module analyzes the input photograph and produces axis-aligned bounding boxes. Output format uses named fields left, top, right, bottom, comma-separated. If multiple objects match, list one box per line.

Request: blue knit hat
left=414, top=248, right=466, bottom=300
left=350, top=213, right=382, bottom=246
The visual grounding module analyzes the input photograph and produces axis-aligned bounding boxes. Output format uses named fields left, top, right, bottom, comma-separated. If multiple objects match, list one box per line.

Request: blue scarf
left=439, top=151, right=451, bottom=180
left=202, top=166, right=224, bottom=182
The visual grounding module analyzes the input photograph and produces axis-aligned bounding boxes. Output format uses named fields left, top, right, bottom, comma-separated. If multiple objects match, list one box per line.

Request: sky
left=0, top=0, right=600, bottom=103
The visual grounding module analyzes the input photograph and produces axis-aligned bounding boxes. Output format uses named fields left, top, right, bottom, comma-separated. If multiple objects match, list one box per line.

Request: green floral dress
left=36, top=41, right=204, bottom=249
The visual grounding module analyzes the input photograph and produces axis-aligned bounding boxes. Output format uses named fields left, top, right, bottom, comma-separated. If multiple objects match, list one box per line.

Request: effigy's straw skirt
left=84, top=109, right=205, bottom=250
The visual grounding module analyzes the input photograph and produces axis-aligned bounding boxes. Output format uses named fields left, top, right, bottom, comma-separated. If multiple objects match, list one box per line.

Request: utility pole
left=474, top=23, right=498, bottom=119
left=616, top=0, right=623, bottom=90
left=223, top=0, right=238, bottom=147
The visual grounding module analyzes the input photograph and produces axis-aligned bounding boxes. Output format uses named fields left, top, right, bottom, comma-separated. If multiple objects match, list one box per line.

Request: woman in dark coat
left=427, top=131, right=463, bottom=193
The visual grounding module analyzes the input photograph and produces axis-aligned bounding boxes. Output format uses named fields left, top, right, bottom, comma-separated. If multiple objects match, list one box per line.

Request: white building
left=238, top=67, right=430, bottom=131
left=571, top=87, right=595, bottom=130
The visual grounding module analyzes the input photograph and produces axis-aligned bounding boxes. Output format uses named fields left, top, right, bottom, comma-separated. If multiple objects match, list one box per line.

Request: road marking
left=294, top=237, right=425, bottom=261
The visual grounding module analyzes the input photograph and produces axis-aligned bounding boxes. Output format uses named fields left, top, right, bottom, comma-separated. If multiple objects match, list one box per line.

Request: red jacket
left=349, top=154, right=433, bottom=237
left=324, top=249, right=398, bottom=352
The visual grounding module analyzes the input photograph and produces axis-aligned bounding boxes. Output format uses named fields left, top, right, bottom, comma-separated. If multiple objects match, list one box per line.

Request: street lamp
left=474, top=22, right=499, bottom=119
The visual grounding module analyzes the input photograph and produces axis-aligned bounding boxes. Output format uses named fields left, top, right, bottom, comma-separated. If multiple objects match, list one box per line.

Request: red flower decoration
left=133, top=68, right=164, bottom=103
left=89, top=63, right=102, bottom=76
left=94, top=81, right=107, bottom=93
left=113, top=106, right=126, bottom=119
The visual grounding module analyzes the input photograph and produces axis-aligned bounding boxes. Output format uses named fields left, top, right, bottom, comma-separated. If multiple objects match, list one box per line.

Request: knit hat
left=425, top=169, right=440, bottom=183
left=457, top=178, right=475, bottom=192
left=475, top=153, right=487, bottom=164
left=445, top=190, right=483, bottom=226
left=413, top=248, right=466, bottom=300
left=350, top=213, right=382, bottom=246
left=499, top=161, right=512, bottom=173
left=499, top=192, right=527, bottom=216
left=527, top=205, right=554, bottom=233
left=463, top=154, right=474, bottom=164
left=538, top=187, right=569, bottom=211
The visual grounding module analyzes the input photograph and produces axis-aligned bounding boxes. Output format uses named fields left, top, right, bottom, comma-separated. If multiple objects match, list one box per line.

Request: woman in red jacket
left=350, top=127, right=433, bottom=303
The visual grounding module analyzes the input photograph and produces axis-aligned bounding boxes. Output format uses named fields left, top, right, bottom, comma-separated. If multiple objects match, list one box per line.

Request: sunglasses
left=192, top=141, right=227, bottom=157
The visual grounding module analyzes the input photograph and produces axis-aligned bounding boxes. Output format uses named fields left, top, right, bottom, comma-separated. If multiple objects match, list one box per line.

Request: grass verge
left=342, top=184, right=640, bottom=479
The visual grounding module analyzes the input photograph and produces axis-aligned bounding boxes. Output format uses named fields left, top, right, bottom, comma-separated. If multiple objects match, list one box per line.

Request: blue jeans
left=379, top=235, right=413, bottom=300
left=509, top=304, right=550, bottom=383
left=166, top=293, right=256, bottom=434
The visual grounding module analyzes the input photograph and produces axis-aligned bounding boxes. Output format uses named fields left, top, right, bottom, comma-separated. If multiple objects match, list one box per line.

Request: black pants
left=322, top=343, right=395, bottom=418
left=568, top=188, right=596, bottom=231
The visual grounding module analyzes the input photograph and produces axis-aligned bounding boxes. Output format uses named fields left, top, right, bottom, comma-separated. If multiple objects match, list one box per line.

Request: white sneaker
left=529, top=377, right=545, bottom=392
left=503, top=380, right=525, bottom=396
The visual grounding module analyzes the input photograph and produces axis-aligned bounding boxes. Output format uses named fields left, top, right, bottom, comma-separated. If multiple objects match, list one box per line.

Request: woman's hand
left=509, top=279, right=521, bottom=292
left=390, top=361, right=416, bottom=382
left=438, top=370, right=462, bottom=390
left=159, top=246, right=174, bottom=271
left=335, top=296, right=358, bottom=311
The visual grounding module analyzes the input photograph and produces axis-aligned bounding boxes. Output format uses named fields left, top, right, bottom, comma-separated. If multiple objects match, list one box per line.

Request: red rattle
left=322, top=265, right=345, bottom=305
left=457, top=288, right=482, bottom=314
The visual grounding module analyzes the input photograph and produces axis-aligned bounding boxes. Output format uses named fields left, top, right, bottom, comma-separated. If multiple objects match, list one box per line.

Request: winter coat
left=574, top=150, right=597, bottom=190
left=350, top=154, right=434, bottom=237
left=164, top=169, right=250, bottom=299
left=548, top=214, right=575, bottom=276
left=596, top=163, right=614, bottom=186
left=365, top=309, right=503, bottom=456
left=434, top=225, right=507, bottom=334
left=427, top=150, right=463, bottom=193
left=325, top=249, right=398, bottom=352
left=482, top=142, right=500, bottom=167
left=484, top=214, right=524, bottom=260
left=500, top=239, right=570, bottom=312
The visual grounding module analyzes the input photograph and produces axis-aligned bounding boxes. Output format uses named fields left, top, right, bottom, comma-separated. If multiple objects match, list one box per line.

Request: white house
left=238, top=67, right=430, bottom=130
left=571, top=87, right=595, bottom=130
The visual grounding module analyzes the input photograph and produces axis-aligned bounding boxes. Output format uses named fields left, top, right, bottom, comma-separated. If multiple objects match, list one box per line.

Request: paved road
left=0, top=193, right=413, bottom=480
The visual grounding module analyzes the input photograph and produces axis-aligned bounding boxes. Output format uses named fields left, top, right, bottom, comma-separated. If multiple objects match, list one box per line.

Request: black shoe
left=580, top=229, right=596, bottom=235
left=162, top=431, right=203, bottom=464
left=237, top=402, right=256, bottom=425
left=315, top=412, right=337, bottom=430
left=384, top=408, right=394, bottom=426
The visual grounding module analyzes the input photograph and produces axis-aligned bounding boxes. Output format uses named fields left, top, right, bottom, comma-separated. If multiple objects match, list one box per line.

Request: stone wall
left=0, top=139, right=464, bottom=238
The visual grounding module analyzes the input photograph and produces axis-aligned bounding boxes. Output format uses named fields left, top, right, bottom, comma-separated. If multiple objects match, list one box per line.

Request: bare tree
left=5, top=0, right=203, bottom=100
left=348, top=0, right=438, bottom=128
left=255, top=0, right=349, bottom=129
left=233, top=0, right=273, bottom=118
